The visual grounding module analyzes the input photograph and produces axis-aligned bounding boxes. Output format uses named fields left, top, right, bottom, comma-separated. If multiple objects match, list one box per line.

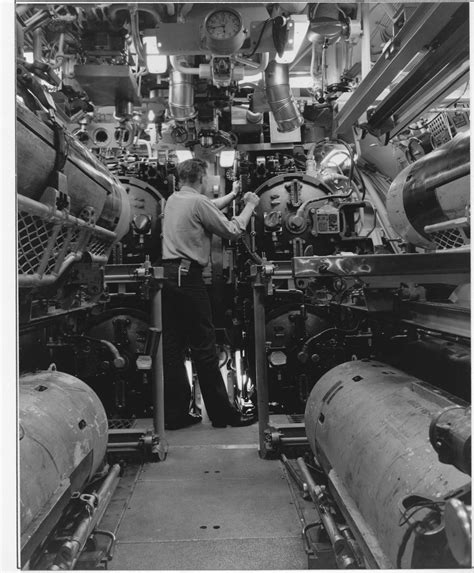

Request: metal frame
left=333, top=3, right=465, bottom=136
left=292, top=251, right=470, bottom=288
left=251, top=250, right=469, bottom=457
left=104, top=264, right=167, bottom=461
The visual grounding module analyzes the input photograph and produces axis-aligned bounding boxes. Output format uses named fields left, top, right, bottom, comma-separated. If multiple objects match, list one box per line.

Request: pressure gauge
left=202, top=8, right=246, bottom=55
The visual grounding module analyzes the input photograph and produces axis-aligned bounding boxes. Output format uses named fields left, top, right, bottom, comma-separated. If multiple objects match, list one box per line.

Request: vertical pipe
left=33, top=28, right=43, bottom=62
left=360, top=3, right=371, bottom=80
left=151, top=287, right=165, bottom=439
left=253, top=274, right=269, bottom=457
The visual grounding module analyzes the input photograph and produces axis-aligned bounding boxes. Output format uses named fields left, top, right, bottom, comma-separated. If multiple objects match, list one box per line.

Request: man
left=161, top=158, right=260, bottom=429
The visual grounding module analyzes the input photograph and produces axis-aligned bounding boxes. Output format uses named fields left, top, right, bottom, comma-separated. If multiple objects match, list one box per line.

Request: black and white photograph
left=9, top=1, right=472, bottom=570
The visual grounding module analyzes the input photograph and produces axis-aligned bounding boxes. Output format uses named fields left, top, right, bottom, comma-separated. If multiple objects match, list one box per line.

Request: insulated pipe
left=168, top=70, right=196, bottom=120
left=170, top=54, right=270, bottom=78
left=265, top=60, right=304, bottom=132
left=169, top=56, right=201, bottom=76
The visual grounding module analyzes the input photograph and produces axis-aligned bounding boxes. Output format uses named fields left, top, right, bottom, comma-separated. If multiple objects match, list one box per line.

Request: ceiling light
left=289, top=75, right=314, bottom=89
left=143, top=36, right=168, bottom=74
left=275, top=15, right=309, bottom=65
left=175, top=149, right=194, bottom=163
left=219, top=149, right=236, bottom=168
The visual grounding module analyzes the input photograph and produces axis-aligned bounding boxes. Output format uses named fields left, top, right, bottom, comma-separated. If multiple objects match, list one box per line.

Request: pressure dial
left=202, top=8, right=246, bottom=55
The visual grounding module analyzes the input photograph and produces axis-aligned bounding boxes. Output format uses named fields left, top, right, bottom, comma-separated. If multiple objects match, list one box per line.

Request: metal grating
left=431, top=228, right=467, bottom=250
left=427, top=113, right=453, bottom=147
left=18, top=195, right=116, bottom=286
left=88, top=237, right=109, bottom=257
left=108, top=419, right=137, bottom=430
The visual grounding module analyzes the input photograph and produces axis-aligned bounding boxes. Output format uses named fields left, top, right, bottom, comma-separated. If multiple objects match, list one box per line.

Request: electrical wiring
left=396, top=501, right=445, bottom=568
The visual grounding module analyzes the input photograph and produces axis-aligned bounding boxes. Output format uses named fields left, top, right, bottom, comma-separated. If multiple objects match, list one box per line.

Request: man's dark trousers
left=161, top=260, right=236, bottom=425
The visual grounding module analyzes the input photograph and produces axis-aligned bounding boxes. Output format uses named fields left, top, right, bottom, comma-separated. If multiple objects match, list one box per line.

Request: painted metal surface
left=16, top=100, right=130, bottom=240
left=305, top=360, right=470, bottom=568
left=387, top=131, right=470, bottom=249
left=292, top=251, right=470, bottom=287
left=19, top=371, right=108, bottom=557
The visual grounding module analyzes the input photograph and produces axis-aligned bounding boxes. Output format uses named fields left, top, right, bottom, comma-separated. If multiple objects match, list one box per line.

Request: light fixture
left=219, top=149, right=236, bottom=168
left=143, top=36, right=168, bottom=74
left=275, top=15, right=309, bottom=65
left=175, top=149, right=194, bottom=163
left=289, top=75, right=314, bottom=89
left=23, top=51, right=34, bottom=63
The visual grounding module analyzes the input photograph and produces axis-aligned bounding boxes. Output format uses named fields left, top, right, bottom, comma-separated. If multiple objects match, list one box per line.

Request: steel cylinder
left=386, top=131, right=470, bottom=249
left=305, top=360, right=470, bottom=568
left=19, top=371, right=108, bottom=558
left=265, top=60, right=303, bottom=133
left=16, top=99, right=130, bottom=240
left=169, top=70, right=196, bottom=120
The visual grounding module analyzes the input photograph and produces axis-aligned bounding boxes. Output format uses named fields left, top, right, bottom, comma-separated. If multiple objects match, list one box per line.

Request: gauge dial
left=202, top=8, right=245, bottom=55
left=205, top=9, right=242, bottom=40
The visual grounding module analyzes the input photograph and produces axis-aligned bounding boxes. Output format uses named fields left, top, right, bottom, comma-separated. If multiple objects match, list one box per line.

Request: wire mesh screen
left=18, top=198, right=115, bottom=284
left=430, top=228, right=467, bottom=250
left=18, top=212, right=54, bottom=275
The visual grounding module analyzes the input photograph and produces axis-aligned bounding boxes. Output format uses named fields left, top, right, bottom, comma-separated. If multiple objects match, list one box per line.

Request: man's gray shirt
left=162, top=186, right=249, bottom=266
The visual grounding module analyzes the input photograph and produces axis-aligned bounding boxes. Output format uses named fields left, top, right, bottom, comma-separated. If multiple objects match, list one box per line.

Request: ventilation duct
left=265, top=60, right=303, bottom=133
left=168, top=70, right=196, bottom=120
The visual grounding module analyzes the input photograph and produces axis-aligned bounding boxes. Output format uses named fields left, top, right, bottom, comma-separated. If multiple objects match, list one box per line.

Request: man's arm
left=196, top=192, right=260, bottom=240
left=212, top=181, right=239, bottom=211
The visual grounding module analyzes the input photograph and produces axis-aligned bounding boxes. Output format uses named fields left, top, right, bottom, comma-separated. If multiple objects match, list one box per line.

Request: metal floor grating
left=108, top=419, right=137, bottom=430
left=103, top=421, right=308, bottom=570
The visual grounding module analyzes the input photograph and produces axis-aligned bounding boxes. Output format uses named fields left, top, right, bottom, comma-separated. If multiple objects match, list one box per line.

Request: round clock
left=202, top=8, right=246, bottom=55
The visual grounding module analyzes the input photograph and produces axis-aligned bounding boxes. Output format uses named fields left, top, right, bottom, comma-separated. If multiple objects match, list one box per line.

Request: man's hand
left=231, top=180, right=241, bottom=198
left=243, top=192, right=260, bottom=207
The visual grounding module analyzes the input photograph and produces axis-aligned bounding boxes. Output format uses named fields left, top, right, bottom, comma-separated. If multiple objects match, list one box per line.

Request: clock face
left=205, top=9, right=242, bottom=40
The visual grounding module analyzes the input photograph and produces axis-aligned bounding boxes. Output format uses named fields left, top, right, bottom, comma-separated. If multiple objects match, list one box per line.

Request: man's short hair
left=177, top=158, right=208, bottom=185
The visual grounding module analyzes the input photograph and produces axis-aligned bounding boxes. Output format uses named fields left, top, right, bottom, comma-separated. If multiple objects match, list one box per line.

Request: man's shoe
left=212, top=413, right=257, bottom=428
left=165, top=413, right=202, bottom=430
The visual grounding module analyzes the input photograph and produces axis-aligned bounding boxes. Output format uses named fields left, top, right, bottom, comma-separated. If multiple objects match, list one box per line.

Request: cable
left=245, top=18, right=272, bottom=58
left=396, top=521, right=418, bottom=569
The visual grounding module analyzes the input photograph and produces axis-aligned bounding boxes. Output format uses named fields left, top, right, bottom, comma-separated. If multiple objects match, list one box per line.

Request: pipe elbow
left=265, top=60, right=303, bottom=133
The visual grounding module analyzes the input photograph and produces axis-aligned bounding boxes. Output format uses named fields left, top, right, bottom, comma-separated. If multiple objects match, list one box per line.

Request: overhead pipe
left=170, top=54, right=269, bottom=80
left=170, top=55, right=201, bottom=76
left=235, top=53, right=270, bottom=76
left=265, top=60, right=304, bottom=132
